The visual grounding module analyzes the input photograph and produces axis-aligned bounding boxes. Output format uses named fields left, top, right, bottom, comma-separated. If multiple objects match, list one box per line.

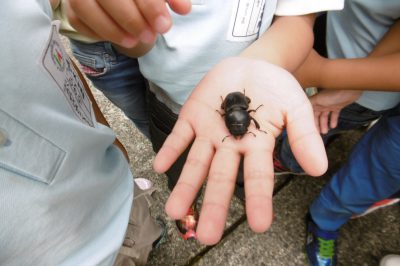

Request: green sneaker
left=305, top=213, right=339, bottom=266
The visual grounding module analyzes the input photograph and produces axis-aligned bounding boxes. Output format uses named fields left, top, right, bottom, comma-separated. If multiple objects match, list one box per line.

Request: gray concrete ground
left=91, top=88, right=400, bottom=266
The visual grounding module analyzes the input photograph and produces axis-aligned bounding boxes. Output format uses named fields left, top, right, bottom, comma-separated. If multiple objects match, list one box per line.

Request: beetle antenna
left=248, top=104, right=264, bottom=113
left=254, top=104, right=263, bottom=111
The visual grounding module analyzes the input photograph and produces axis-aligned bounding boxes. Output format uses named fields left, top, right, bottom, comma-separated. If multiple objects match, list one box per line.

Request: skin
left=294, top=19, right=400, bottom=134
left=156, top=14, right=320, bottom=244
left=64, top=0, right=191, bottom=48
left=153, top=58, right=327, bottom=245
left=64, top=1, right=326, bottom=245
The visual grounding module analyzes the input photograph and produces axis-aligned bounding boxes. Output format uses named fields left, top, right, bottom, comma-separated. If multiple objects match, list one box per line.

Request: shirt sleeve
left=275, top=0, right=344, bottom=16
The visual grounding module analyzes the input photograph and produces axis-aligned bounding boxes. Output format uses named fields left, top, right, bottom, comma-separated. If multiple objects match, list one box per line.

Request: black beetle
left=218, top=91, right=266, bottom=142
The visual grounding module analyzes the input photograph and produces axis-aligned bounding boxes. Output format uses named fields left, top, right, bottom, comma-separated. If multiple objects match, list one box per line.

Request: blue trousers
left=310, top=104, right=400, bottom=231
left=69, top=40, right=150, bottom=138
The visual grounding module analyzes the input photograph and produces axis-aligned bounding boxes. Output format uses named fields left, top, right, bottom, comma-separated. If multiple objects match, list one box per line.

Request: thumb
left=167, top=0, right=192, bottom=15
left=287, top=103, right=328, bottom=176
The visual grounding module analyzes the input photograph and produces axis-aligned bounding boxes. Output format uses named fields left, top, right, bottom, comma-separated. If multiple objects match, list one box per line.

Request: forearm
left=320, top=54, right=400, bottom=91
left=370, top=19, right=400, bottom=57
left=319, top=19, right=400, bottom=91
left=240, top=14, right=315, bottom=72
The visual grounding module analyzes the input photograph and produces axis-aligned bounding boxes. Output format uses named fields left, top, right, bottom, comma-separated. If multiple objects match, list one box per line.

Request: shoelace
left=318, top=237, right=335, bottom=259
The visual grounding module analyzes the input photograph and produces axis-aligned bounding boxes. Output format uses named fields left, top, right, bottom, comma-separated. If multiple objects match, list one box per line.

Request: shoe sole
left=352, top=198, right=400, bottom=219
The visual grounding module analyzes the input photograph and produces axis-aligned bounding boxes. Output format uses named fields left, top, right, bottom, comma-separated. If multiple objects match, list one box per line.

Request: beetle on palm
left=218, top=90, right=266, bottom=142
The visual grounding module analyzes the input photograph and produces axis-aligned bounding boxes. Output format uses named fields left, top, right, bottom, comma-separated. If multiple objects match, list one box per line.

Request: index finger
left=96, top=0, right=157, bottom=42
left=153, top=118, right=194, bottom=174
left=66, top=0, right=139, bottom=47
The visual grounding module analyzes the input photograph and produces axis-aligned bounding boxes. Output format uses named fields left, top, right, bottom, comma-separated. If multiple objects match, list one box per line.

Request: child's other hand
left=310, top=89, right=362, bottom=134
left=153, top=57, right=327, bottom=245
left=64, top=0, right=191, bottom=48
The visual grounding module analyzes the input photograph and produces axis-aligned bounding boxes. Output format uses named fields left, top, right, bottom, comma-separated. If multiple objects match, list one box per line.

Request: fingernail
left=140, top=30, right=154, bottom=44
left=155, top=15, right=171, bottom=33
left=120, top=36, right=138, bottom=48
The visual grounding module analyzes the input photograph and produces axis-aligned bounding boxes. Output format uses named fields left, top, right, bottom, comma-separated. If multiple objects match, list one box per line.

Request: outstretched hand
left=153, top=57, right=327, bottom=245
left=65, top=0, right=191, bottom=48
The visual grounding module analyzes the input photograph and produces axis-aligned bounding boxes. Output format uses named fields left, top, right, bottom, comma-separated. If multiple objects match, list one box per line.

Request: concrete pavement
left=92, top=87, right=399, bottom=266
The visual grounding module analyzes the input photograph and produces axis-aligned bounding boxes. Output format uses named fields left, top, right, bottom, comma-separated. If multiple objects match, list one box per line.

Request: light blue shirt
left=327, top=0, right=400, bottom=111
left=0, top=1, right=133, bottom=265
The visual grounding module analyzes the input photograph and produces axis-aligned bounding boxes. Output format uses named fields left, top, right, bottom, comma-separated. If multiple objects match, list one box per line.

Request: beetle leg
left=220, top=96, right=226, bottom=109
left=251, top=117, right=268, bottom=135
left=251, top=117, right=261, bottom=129
left=259, top=129, right=268, bottom=134
left=248, top=104, right=264, bottom=113
left=246, top=131, right=256, bottom=138
left=222, top=135, right=231, bottom=142
left=216, top=110, right=225, bottom=117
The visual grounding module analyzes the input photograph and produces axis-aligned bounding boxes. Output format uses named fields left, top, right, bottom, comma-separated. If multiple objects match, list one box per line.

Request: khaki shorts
left=114, top=182, right=162, bottom=266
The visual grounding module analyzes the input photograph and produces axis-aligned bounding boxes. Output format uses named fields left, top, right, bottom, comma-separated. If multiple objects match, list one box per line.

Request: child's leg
left=69, top=40, right=150, bottom=138
left=310, top=105, right=400, bottom=231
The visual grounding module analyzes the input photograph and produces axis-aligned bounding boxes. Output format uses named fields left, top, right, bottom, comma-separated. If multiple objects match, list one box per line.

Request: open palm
left=153, top=57, right=327, bottom=245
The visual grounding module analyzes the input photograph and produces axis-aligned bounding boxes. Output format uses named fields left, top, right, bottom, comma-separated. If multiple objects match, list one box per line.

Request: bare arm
left=319, top=54, right=400, bottom=91
left=296, top=19, right=400, bottom=91
left=241, top=14, right=316, bottom=72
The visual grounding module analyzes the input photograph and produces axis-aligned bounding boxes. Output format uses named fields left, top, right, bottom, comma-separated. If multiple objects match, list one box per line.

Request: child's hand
left=153, top=57, right=327, bottom=245
left=64, top=0, right=191, bottom=48
left=310, top=89, right=362, bottom=134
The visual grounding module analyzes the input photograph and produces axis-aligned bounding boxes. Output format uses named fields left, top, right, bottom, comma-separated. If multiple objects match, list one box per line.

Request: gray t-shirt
left=139, top=0, right=344, bottom=106
left=327, top=0, right=400, bottom=111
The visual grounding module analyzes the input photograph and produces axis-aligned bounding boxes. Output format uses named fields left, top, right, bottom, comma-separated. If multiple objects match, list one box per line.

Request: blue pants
left=69, top=40, right=150, bottom=138
left=279, top=103, right=386, bottom=172
left=310, top=104, right=400, bottom=231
